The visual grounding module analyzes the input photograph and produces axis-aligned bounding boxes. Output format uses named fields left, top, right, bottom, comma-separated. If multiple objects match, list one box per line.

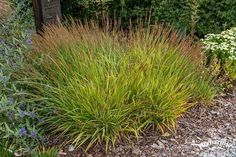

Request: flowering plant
left=202, top=27, right=236, bottom=63
left=0, top=1, right=45, bottom=155
left=0, top=95, right=44, bottom=155
left=202, top=27, right=236, bottom=81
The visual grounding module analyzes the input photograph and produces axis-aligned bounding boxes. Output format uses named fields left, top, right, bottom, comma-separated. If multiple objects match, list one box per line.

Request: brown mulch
left=58, top=89, right=236, bottom=157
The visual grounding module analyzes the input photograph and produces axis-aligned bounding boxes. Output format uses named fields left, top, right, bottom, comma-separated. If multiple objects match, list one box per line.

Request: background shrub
left=197, top=0, right=236, bottom=37
left=17, top=22, right=216, bottom=150
left=11, top=0, right=236, bottom=38
left=61, top=0, right=236, bottom=38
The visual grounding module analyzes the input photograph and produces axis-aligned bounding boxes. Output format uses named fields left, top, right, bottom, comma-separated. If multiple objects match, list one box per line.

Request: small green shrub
left=17, top=22, right=216, bottom=151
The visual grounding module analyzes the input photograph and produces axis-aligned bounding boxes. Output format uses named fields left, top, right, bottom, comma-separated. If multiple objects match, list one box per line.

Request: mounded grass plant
left=16, top=21, right=216, bottom=150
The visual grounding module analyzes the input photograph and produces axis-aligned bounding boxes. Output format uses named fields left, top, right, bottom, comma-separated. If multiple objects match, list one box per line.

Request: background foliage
left=61, top=0, right=236, bottom=38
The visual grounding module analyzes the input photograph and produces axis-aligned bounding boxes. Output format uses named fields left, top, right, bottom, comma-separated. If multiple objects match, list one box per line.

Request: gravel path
left=60, top=89, right=236, bottom=157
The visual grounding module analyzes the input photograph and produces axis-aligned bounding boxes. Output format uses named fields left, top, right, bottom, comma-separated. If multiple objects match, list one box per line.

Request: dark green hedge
left=197, top=0, right=236, bottom=37
left=61, top=0, right=236, bottom=38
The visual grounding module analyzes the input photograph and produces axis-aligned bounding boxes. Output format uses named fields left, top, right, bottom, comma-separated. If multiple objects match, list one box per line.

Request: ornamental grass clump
left=16, top=21, right=216, bottom=150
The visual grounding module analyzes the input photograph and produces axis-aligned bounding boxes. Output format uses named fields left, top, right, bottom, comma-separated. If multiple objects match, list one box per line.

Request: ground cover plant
left=15, top=21, right=216, bottom=151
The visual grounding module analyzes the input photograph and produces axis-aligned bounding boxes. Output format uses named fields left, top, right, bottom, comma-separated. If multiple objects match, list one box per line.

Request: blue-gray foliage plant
left=0, top=0, right=45, bottom=155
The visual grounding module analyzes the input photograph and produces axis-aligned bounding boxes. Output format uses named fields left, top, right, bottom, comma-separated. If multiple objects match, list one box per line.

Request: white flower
left=202, top=27, right=236, bottom=61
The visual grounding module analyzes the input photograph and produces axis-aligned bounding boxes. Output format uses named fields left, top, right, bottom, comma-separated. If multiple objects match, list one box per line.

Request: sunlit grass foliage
left=16, top=21, right=216, bottom=151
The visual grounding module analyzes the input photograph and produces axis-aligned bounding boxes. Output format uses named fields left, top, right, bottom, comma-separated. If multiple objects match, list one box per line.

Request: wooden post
left=32, top=0, right=61, bottom=34
left=32, top=0, right=43, bottom=33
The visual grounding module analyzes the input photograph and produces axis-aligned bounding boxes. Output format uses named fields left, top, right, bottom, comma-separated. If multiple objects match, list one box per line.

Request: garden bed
left=1, top=1, right=236, bottom=157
